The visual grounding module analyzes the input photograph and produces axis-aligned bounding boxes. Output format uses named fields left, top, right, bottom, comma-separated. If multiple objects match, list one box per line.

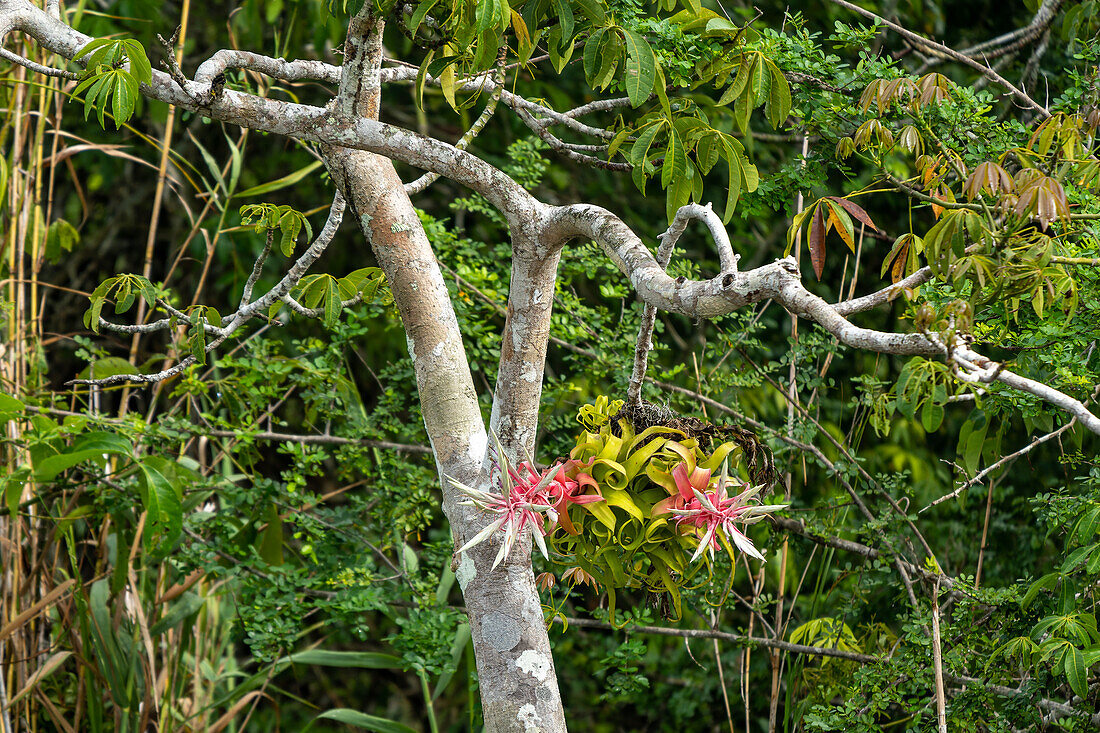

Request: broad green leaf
left=189, top=321, right=207, bottom=365
left=257, top=503, right=284, bottom=565
left=34, top=432, right=133, bottom=482
left=583, top=27, right=609, bottom=85
left=0, top=393, right=24, bottom=420
left=324, top=277, right=342, bottom=328
left=300, top=274, right=330, bottom=309
left=662, top=129, right=686, bottom=190
left=3, top=468, right=30, bottom=517
left=45, top=219, right=80, bottom=264
left=719, top=53, right=756, bottom=106
left=1065, top=645, right=1087, bottom=699
left=621, top=28, right=655, bottom=107
left=138, top=457, right=184, bottom=556
left=765, top=59, right=791, bottom=128
left=76, top=357, right=139, bottom=382
left=575, top=0, right=607, bottom=23
left=475, top=0, right=501, bottom=35
left=551, top=0, right=575, bottom=44
left=121, top=39, right=152, bottom=84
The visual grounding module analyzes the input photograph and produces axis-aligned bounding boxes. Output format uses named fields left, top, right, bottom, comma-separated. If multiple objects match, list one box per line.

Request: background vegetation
left=2, top=0, right=1100, bottom=730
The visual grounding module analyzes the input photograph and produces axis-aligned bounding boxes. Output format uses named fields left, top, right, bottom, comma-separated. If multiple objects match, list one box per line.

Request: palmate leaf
left=72, top=39, right=150, bottom=129
left=882, top=233, right=922, bottom=283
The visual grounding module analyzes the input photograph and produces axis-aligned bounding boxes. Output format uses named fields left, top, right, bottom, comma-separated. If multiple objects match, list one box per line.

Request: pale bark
left=326, top=145, right=566, bottom=731
left=320, top=10, right=567, bottom=731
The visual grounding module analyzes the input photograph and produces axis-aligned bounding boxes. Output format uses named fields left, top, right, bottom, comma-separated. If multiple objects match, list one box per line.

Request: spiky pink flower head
left=448, top=437, right=603, bottom=569
left=667, top=463, right=787, bottom=563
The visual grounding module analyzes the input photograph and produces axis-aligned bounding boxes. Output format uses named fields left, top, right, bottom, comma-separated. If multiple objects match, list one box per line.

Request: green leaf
left=666, top=166, right=691, bottom=220
left=300, top=275, right=330, bottom=309
left=45, top=219, right=80, bottom=264
left=3, top=468, right=31, bottom=517
left=697, top=133, right=719, bottom=174
left=921, top=397, right=944, bottom=432
left=34, top=432, right=133, bottom=482
left=77, top=73, right=109, bottom=123
left=149, top=592, right=205, bottom=636
left=621, top=28, right=655, bottom=107
left=191, top=131, right=226, bottom=196
left=1022, top=572, right=1060, bottom=608
left=279, top=650, right=403, bottom=668
left=719, top=53, right=756, bottom=107
left=475, top=0, right=501, bottom=35
left=414, top=49, right=433, bottom=110
left=765, top=59, right=791, bottom=129
left=137, top=457, right=184, bottom=556
left=324, top=277, right=342, bottom=328
left=721, top=138, right=744, bottom=222
left=121, top=39, right=152, bottom=84
left=308, top=709, right=417, bottom=733
left=279, top=210, right=303, bottom=256
left=342, top=267, right=387, bottom=301
left=583, top=28, right=609, bottom=85
left=551, top=0, right=575, bottom=44
left=407, top=0, right=441, bottom=32
left=961, top=412, right=989, bottom=474
left=662, top=129, right=686, bottom=190
left=0, top=393, right=24, bottom=421
left=1065, top=645, right=1088, bottom=699
left=110, top=71, right=139, bottom=128
left=574, top=0, right=607, bottom=23
left=257, top=503, right=284, bottom=565
left=189, top=321, right=207, bottom=366
left=76, top=357, right=139, bottom=382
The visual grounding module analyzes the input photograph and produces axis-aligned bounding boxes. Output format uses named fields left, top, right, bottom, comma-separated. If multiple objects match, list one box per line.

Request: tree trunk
left=321, top=12, right=567, bottom=731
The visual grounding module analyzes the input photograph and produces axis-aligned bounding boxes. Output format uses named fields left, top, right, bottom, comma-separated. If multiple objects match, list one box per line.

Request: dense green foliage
left=3, top=0, right=1100, bottom=731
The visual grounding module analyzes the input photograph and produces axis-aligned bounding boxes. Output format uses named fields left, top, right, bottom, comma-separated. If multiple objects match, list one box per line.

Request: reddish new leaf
left=809, top=205, right=826, bottom=279
left=826, top=196, right=880, bottom=232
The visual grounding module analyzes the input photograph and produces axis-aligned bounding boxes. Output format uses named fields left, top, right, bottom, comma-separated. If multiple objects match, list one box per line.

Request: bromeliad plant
left=450, top=398, right=785, bottom=619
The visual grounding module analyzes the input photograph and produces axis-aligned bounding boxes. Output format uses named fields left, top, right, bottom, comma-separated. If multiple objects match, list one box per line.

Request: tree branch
left=827, top=0, right=1050, bottom=117
left=72, top=193, right=346, bottom=386
left=563, top=617, right=881, bottom=664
